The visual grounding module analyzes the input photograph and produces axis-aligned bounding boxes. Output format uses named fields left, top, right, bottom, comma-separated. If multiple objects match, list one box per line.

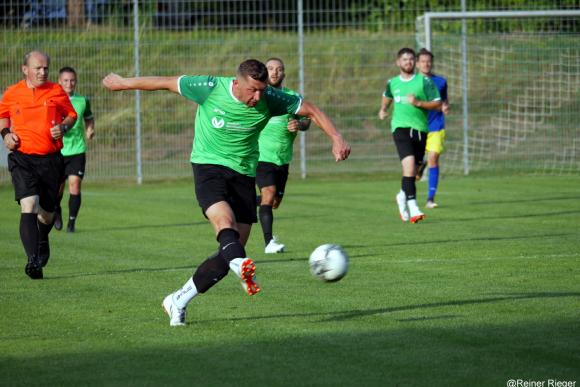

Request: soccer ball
left=309, top=244, right=349, bottom=282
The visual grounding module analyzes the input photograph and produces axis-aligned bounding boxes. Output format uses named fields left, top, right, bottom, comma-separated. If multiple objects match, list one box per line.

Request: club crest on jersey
left=211, top=117, right=225, bottom=128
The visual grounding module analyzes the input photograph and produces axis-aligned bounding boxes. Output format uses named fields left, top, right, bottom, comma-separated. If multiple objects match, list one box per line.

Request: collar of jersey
left=229, top=80, right=244, bottom=104
left=399, top=74, right=416, bottom=82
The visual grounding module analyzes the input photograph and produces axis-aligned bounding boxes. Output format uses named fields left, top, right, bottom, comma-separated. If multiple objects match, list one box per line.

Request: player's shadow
left=363, top=232, right=573, bottom=250
left=194, top=291, right=580, bottom=324
left=437, top=209, right=580, bottom=223
left=82, top=221, right=207, bottom=233
left=47, top=264, right=197, bottom=279
left=469, top=195, right=580, bottom=205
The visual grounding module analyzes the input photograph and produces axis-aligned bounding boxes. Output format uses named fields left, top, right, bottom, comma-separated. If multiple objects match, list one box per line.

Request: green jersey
left=61, top=94, right=93, bottom=156
left=179, top=75, right=302, bottom=176
left=258, top=87, right=302, bottom=166
left=383, top=74, right=440, bottom=133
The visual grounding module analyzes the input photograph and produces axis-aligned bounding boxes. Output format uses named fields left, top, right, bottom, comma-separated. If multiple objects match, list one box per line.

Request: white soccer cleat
left=395, top=191, right=410, bottom=222
left=426, top=200, right=438, bottom=209
left=229, top=258, right=261, bottom=296
left=407, top=200, right=426, bottom=224
left=265, top=237, right=285, bottom=254
left=162, top=293, right=186, bottom=326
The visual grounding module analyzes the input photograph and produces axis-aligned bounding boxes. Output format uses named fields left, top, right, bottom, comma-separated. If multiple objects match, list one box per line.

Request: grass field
left=0, top=174, right=579, bottom=386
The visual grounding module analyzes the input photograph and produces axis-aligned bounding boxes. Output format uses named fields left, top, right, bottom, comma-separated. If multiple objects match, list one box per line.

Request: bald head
left=23, top=50, right=50, bottom=66
left=22, top=50, right=50, bottom=88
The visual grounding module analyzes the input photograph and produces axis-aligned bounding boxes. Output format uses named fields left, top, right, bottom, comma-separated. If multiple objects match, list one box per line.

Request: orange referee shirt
left=0, top=80, right=77, bottom=155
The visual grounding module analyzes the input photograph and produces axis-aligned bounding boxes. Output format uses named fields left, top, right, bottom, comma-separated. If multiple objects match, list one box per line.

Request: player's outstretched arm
left=102, top=73, right=181, bottom=93
left=296, top=100, right=350, bottom=162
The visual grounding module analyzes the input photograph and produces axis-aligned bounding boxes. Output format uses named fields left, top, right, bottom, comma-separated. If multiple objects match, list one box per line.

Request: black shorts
left=63, top=153, right=86, bottom=180
left=393, top=127, right=428, bottom=162
left=192, top=163, right=257, bottom=224
left=256, top=161, right=289, bottom=198
left=8, top=151, right=64, bottom=211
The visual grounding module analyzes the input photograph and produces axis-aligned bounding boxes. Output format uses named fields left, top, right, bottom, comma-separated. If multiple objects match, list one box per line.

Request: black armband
left=1, top=128, right=10, bottom=139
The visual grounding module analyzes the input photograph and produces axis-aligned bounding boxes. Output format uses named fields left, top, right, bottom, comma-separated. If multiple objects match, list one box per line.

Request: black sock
left=20, top=213, right=39, bottom=260
left=402, top=176, right=416, bottom=200
left=217, top=228, right=246, bottom=261
left=259, top=205, right=273, bottom=245
left=37, top=220, right=54, bottom=244
left=192, top=251, right=229, bottom=293
left=69, top=193, right=81, bottom=219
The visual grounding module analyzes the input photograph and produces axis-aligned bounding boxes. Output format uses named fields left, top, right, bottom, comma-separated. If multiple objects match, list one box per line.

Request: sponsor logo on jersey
left=211, top=117, right=225, bottom=128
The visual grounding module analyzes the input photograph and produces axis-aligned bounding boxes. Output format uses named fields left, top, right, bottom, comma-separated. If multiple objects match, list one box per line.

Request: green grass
left=0, top=174, right=579, bottom=386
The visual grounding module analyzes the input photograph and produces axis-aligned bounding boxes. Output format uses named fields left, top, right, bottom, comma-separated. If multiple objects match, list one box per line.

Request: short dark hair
left=265, top=57, right=285, bottom=69
left=237, top=59, right=268, bottom=83
left=417, top=48, right=434, bottom=60
left=23, top=50, right=50, bottom=66
left=59, top=66, right=77, bottom=76
left=397, top=47, right=416, bottom=58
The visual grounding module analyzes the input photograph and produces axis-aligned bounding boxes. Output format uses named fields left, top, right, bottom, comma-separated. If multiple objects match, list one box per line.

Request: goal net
left=416, top=11, right=580, bottom=175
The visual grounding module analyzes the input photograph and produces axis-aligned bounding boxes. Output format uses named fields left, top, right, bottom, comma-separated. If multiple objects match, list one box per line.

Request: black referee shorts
left=392, top=127, right=428, bottom=162
left=8, top=151, right=64, bottom=211
left=192, top=163, right=257, bottom=224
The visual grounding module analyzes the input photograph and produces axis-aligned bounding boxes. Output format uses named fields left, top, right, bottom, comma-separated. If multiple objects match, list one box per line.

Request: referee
left=0, top=50, right=78, bottom=279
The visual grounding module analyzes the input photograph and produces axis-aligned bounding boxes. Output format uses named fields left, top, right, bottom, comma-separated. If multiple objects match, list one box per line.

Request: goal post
left=416, top=10, right=580, bottom=175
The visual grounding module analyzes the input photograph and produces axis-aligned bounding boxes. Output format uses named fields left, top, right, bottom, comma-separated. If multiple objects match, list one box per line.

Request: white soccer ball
left=309, top=244, right=349, bottom=282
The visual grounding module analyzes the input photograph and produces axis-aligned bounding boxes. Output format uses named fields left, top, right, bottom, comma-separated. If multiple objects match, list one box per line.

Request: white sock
left=172, top=277, right=198, bottom=309
left=229, top=257, right=245, bottom=278
left=407, top=199, right=422, bottom=215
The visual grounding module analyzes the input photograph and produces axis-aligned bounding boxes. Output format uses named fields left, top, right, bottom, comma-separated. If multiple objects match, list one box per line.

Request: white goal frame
left=416, top=10, right=580, bottom=175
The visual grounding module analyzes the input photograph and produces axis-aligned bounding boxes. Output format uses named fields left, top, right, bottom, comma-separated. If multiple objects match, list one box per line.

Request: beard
left=269, top=79, right=283, bottom=88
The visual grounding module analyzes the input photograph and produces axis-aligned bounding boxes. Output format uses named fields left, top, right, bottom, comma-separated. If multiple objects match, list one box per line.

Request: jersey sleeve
left=178, top=75, right=217, bottom=105
left=383, top=80, right=393, bottom=99
left=440, top=79, right=448, bottom=102
left=84, top=97, right=94, bottom=120
left=264, top=86, right=302, bottom=117
left=56, top=89, right=78, bottom=121
left=423, top=77, right=441, bottom=102
left=0, top=87, right=14, bottom=119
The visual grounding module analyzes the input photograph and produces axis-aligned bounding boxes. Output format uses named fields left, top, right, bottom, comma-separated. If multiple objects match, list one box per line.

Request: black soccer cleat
left=66, top=219, right=76, bottom=233
left=25, top=259, right=43, bottom=280
left=54, top=208, right=63, bottom=231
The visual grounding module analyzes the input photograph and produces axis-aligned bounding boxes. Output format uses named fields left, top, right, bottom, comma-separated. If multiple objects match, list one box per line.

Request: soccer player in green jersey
left=103, top=59, right=350, bottom=326
left=257, top=58, right=311, bottom=254
left=54, top=67, right=95, bottom=233
left=378, top=47, right=442, bottom=224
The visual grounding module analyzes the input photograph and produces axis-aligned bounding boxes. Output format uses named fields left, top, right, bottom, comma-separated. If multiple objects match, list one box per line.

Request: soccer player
left=54, top=66, right=95, bottom=233
left=257, top=58, right=311, bottom=254
left=102, top=59, right=350, bottom=326
left=416, top=48, right=449, bottom=209
left=0, top=50, right=78, bottom=279
left=378, top=47, right=442, bottom=224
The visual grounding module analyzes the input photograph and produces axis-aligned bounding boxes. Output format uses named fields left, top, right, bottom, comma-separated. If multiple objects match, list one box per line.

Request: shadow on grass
left=82, top=221, right=207, bottom=233
left=470, top=195, right=580, bottom=205
left=193, top=292, right=580, bottom=324
left=44, top=231, right=573, bottom=279
left=435, top=210, right=580, bottom=223
left=1, top=317, right=578, bottom=387
left=357, top=232, right=574, bottom=251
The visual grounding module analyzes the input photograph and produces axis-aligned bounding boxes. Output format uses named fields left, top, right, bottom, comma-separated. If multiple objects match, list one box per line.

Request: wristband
left=60, top=124, right=69, bottom=133
left=1, top=128, right=10, bottom=139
